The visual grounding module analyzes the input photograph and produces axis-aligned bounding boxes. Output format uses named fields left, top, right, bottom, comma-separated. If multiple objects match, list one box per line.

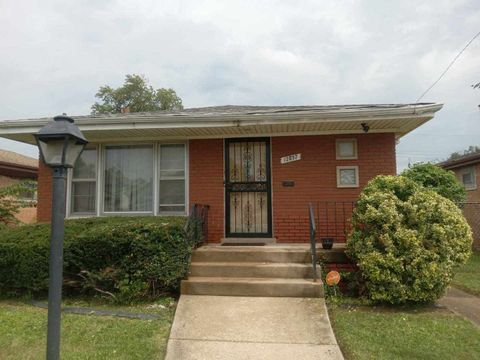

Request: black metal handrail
left=308, top=203, right=318, bottom=282
left=186, top=203, right=210, bottom=247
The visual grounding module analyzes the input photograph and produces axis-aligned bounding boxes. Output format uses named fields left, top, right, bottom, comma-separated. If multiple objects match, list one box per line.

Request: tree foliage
left=347, top=175, right=472, bottom=304
left=91, top=74, right=183, bottom=115
left=447, top=145, right=480, bottom=161
left=401, top=163, right=466, bottom=204
left=0, top=181, right=37, bottom=225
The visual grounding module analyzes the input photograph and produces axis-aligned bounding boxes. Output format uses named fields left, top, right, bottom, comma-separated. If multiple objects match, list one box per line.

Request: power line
left=415, top=30, right=480, bottom=103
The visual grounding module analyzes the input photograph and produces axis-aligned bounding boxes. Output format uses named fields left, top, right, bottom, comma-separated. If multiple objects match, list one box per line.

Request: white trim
left=66, top=141, right=188, bottom=219
left=337, top=166, right=359, bottom=188
left=336, top=138, right=358, bottom=160
left=0, top=104, right=443, bottom=146
left=67, top=145, right=99, bottom=217
left=0, top=103, right=443, bottom=129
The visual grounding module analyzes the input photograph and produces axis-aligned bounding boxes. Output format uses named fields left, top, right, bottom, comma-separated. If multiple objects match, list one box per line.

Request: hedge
left=0, top=216, right=202, bottom=303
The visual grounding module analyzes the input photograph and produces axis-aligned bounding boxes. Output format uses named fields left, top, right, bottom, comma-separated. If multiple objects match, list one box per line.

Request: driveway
left=165, top=295, right=344, bottom=360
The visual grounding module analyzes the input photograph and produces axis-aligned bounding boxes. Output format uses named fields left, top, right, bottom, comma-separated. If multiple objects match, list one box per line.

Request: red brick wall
left=37, top=160, right=52, bottom=223
left=271, top=133, right=396, bottom=243
left=189, top=139, right=225, bottom=243
left=36, top=134, right=396, bottom=244
left=188, top=133, right=396, bottom=243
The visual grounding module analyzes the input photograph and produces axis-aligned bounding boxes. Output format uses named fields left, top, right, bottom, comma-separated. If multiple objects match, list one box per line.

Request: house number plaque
left=280, top=153, right=301, bottom=164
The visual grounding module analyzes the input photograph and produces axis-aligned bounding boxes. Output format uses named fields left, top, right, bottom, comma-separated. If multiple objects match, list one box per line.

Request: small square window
left=336, top=139, right=357, bottom=160
left=337, top=166, right=359, bottom=188
left=460, top=166, right=476, bottom=190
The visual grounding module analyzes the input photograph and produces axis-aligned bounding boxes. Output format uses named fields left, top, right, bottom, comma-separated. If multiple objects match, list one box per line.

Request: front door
left=225, top=138, right=272, bottom=237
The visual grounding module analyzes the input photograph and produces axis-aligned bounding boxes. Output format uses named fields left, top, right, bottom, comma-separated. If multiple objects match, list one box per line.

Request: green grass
left=329, top=304, right=480, bottom=360
left=452, top=251, right=480, bottom=296
left=0, top=299, right=175, bottom=360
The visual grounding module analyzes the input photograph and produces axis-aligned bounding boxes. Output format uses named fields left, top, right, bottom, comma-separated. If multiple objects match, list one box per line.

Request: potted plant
left=321, top=237, right=334, bottom=249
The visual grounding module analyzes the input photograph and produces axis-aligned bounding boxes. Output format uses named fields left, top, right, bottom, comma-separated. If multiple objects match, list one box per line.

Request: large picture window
left=71, top=148, right=96, bottom=214
left=104, top=145, right=154, bottom=212
left=159, top=144, right=186, bottom=213
left=69, top=142, right=187, bottom=217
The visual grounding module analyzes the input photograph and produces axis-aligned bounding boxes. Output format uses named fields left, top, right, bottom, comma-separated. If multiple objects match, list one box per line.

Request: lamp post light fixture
left=34, top=115, right=87, bottom=360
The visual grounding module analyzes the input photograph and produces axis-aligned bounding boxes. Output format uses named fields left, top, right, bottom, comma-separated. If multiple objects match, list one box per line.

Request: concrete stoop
left=181, top=246, right=323, bottom=298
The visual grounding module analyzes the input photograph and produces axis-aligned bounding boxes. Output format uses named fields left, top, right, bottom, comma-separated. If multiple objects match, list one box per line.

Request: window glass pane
left=463, top=172, right=473, bottom=185
left=160, top=179, right=185, bottom=206
left=104, top=145, right=153, bottom=212
left=72, top=182, right=96, bottom=213
left=339, top=168, right=357, bottom=186
left=337, top=140, right=356, bottom=158
left=338, top=141, right=355, bottom=157
left=160, top=144, right=185, bottom=178
left=73, top=149, right=96, bottom=179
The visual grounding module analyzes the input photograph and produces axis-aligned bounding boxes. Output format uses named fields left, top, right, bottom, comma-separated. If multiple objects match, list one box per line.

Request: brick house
left=0, top=149, right=38, bottom=223
left=439, top=153, right=480, bottom=249
left=0, top=104, right=442, bottom=244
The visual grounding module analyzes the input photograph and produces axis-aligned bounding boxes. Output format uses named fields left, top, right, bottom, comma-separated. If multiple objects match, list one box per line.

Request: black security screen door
left=225, top=138, right=272, bottom=237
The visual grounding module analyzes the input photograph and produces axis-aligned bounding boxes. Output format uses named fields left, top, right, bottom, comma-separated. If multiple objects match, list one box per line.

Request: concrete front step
left=191, top=246, right=312, bottom=263
left=190, top=262, right=320, bottom=279
left=181, top=277, right=324, bottom=298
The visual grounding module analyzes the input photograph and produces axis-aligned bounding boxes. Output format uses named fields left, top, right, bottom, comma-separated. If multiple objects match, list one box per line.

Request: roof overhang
left=0, top=161, right=38, bottom=179
left=0, top=103, right=443, bottom=145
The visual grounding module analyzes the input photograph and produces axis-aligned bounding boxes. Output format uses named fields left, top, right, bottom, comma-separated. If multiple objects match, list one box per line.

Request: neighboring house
left=0, top=149, right=38, bottom=223
left=0, top=104, right=442, bottom=243
left=439, top=153, right=480, bottom=249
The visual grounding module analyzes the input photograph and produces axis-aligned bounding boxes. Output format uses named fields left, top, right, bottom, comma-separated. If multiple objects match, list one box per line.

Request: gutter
left=0, top=103, right=444, bottom=135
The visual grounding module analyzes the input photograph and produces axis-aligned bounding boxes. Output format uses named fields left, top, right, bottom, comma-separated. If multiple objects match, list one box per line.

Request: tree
left=91, top=74, right=183, bottom=115
left=401, top=163, right=466, bottom=203
left=446, top=145, right=480, bottom=161
left=0, top=181, right=37, bottom=225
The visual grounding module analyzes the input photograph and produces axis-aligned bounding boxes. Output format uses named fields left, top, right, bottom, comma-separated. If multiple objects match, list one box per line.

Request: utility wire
left=415, top=30, right=480, bottom=104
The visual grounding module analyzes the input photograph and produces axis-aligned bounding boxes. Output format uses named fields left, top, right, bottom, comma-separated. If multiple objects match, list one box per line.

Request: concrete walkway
left=165, top=295, right=343, bottom=360
left=438, top=287, right=480, bottom=326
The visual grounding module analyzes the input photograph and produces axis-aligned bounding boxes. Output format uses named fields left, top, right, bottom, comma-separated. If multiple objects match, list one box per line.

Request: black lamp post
left=34, top=115, right=87, bottom=360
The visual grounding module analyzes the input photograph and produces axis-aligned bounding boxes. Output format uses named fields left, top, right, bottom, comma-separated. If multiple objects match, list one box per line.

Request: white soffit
left=0, top=103, right=443, bottom=145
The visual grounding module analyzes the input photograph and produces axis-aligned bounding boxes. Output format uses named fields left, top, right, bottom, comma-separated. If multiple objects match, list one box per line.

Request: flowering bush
left=347, top=175, right=472, bottom=304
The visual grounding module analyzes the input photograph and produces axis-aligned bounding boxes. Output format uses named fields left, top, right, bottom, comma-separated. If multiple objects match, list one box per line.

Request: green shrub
left=347, top=175, right=472, bottom=304
left=0, top=216, right=201, bottom=302
left=401, top=163, right=466, bottom=203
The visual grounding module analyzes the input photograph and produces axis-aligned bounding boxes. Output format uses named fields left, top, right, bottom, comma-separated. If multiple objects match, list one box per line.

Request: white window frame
left=66, top=141, right=188, bottom=218
left=337, top=166, right=359, bottom=188
left=158, top=143, right=188, bottom=215
left=460, top=166, right=477, bottom=191
left=67, top=145, right=99, bottom=217
left=336, top=138, right=358, bottom=160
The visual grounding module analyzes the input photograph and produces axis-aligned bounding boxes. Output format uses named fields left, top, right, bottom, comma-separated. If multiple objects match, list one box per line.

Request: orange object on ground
left=326, top=271, right=341, bottom=286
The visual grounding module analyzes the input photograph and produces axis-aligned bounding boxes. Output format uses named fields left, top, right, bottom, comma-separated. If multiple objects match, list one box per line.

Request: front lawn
left=329, top=303, right=480, bottom=360
left=452, top=251, right=480, bottom=296
left=0, top=299, right=175, bottom=360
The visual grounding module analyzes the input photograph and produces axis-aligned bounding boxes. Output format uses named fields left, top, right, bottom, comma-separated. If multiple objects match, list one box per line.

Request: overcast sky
left=1, top=0, right=479, bottom=171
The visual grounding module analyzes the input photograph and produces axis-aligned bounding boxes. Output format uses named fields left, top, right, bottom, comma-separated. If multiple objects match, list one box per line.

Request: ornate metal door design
left=225, top=138, right=272, bottom=237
